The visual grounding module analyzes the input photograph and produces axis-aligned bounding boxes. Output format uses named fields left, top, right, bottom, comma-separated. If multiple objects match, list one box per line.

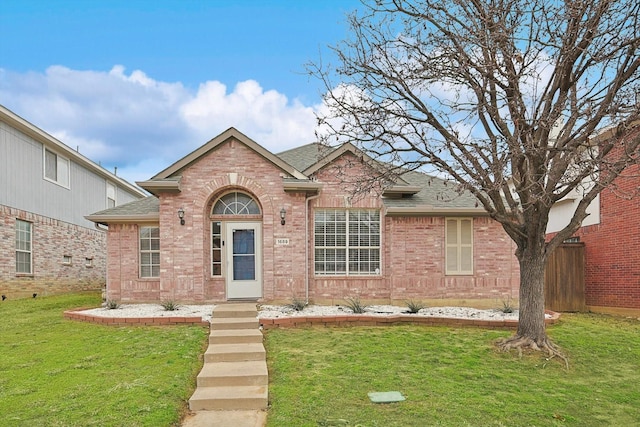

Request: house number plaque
left=275, top=238, right=290, bottom=246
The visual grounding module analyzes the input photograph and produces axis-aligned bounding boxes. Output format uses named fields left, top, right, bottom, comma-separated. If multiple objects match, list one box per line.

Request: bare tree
left=310, top=0, right=640, bottom=359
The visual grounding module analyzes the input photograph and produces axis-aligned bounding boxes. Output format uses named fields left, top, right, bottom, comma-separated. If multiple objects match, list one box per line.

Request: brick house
left=87, top=128, right=519, bottom=305
left=547, top=123, right=640, bottom=313
left=0, top=105, right=147, bottom=298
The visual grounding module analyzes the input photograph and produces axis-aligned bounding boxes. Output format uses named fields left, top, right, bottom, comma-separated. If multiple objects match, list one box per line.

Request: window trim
left=211, top=221, right=222, bottom=277
left=15, top=219, right=33, bottom=275
left=139, top=226, right=160, bottom=278
left=43, top=148, right=70, bottom=188
left=212, top=192, right=261, bottom=216
left=106, top=182, right=117, bottom=208
left=314, top=209, right=381, bottom=276
left=445, top=217, right=474, bottom=275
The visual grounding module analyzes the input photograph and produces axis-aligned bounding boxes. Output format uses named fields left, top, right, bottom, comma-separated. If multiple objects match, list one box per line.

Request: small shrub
left=344, top=296, right=368, bottom=314
left=105, top=300, right=120, bottom=310
left=405, top=299, right=426, bottom=313
left=160, top=300, right=180, bottom=311
left=286, top=297, right=308, bottom=312
left=500, top=297, right=515, bottom=313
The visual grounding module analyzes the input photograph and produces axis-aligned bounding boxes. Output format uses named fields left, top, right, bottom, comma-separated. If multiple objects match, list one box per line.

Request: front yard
left=1, top=292, right=638, bottom=426
left=264, top=312, right=640, bottom=426
left=0, top=293, right=207, bottom=426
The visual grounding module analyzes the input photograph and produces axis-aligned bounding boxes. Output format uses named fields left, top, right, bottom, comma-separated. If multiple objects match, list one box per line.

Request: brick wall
left=0, top=204, right=106, bottom=298
left=572, top=164, right=640, bottom=309
left=105, top=141, right=520, bottom=305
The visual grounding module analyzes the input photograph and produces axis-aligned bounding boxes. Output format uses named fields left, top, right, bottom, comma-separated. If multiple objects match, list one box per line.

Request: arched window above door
left=212, top=192, right=261, bottom=215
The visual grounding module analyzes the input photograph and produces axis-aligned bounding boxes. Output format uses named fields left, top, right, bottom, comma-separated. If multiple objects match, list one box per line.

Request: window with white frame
left=211, top=221, right=222, bottom=276
left=106, top=182, right=116, bottom=208
left=212, top=192, right=260, bottom=215
left=16, top=220, right=32, bottom=274
left=139, top=226, right=160, bottom=278
left=314, top=209, right=380, bottom=276
left=445, top=218, right=473, bottom=275
left=44, top=148, right=70, bottom=188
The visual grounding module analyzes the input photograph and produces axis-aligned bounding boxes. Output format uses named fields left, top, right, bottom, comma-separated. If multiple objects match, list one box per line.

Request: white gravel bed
left=258, top=304, right=524, bottom=320
left=79, top=304, right=217, bottom=323
left=78, top=303, right=540, bottom=323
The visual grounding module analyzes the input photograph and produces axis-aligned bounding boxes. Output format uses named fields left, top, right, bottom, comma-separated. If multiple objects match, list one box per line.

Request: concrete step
left=204, top=343, right=266, bottom=363
left=213, top=303, right=258, bottom=318
left=197, top=360, right=268, bottom=387
left=189, top=385, right=268, bottom=411
left=210, top=328, right=263, bottom=345
left=210, top=317, right=259, bottom=330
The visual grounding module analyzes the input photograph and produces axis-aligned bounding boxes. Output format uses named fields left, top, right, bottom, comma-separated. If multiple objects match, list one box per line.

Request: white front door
left=226, top=222, right=262, bottom=299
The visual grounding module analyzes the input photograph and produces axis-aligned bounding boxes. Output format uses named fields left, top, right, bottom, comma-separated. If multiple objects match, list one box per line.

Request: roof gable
left=149, top=127, right=307, bottom=181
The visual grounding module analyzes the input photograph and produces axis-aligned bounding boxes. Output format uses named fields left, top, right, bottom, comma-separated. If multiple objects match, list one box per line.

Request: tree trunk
left=497, top=244, right=567, bottom=365
left=516, top=250, right=547, bottom=343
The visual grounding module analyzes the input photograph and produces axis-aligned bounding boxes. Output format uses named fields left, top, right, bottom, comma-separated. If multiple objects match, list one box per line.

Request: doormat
left=368, top=391, right=406, bottom=403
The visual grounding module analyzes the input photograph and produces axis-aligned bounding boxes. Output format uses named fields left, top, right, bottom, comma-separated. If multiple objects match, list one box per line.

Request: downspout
left=305, top=192, right=320, bottom=304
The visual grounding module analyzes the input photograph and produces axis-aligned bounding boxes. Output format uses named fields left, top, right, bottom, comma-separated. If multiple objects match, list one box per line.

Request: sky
left=0, top=0, right=362, bottom=183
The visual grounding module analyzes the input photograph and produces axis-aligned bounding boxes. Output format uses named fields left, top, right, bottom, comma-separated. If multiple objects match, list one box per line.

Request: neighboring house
left=88, top=127, right=519, bottom=305
left=0, top=105, right=147, bottom=298
left=547, top=123, right=640, bottom=313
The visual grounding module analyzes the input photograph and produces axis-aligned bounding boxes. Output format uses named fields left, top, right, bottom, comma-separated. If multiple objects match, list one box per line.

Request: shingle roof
left=276, top=143, right=336, bottom=173
left=276, top=143, right=480, bottom=210
left=87, top=140, right=483, bottom=224
left=87, top=196, right=159, bottom=217
left=382, top=170, right=479, bottom=209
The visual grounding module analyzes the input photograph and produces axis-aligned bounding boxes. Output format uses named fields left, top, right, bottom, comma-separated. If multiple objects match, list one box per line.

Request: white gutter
left=305, top=192, right=321, bottom=304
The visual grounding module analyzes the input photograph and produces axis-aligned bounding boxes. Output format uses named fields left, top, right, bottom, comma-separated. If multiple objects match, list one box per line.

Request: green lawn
left=0, top=293, right=208, bottom=427
left=265, top=313, right=640, bottom=427
left=2, top=293, right=639, bottom=426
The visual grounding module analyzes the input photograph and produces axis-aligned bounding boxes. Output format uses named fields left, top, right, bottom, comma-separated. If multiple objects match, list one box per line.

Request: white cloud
left=0, top=65, right=319, bottom=184
left=180, top=79, right=317, bottom=150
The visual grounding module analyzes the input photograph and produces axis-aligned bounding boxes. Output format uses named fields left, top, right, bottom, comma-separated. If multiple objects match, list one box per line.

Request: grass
left=2, top=293, right=639, bottom=426
left=265, top=313, right=640, bottom=426
left=0, top=292, right=208, bottom=427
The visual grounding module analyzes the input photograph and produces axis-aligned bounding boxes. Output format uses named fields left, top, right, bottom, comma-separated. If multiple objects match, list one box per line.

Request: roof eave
left=385, top=207, right=489, bottom=217
left=382, top=186, right=422, bottom=197
left=283, top=181, right=323, bottom=195
left=85, top=213, right=160, bottom=226
left=136, top=179, right=181, bottom=196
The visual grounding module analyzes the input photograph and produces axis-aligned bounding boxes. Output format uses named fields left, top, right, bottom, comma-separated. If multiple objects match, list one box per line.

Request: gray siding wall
left=0, top=121, right=141, bottom=228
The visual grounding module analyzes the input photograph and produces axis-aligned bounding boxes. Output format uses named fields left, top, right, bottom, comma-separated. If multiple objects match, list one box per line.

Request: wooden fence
left=544, top=242, right=585, bottom=312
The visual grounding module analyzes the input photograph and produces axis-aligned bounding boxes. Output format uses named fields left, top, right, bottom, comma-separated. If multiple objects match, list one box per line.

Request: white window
left=140, top=227, right=160, bottom=278
left=314, top=209, right=380, bottom=276
left=62, top=255, right=72, bottom=265
left=106, top=182, right=116, bottom=208
left=44, top=148, right=70, bottom=188
left=211, top=221, right=222, bottom=276
left=212, top=192, right=261, bottom=215
left=446, top=218, right=473, bottom=275
left=16, top=220, right=32, bottom=274
left=85, top=257, right=93, bottom=268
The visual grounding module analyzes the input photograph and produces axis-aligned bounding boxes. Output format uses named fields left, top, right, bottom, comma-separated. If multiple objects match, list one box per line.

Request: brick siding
left=105, top=140, right=520, bottom=304
left=572, top=163, right=640, bottom=309
left=0, top=204, right=106, bottom=298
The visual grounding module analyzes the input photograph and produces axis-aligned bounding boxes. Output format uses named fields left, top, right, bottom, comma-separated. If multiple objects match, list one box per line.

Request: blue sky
left=0, top=0, right=362, bottom=183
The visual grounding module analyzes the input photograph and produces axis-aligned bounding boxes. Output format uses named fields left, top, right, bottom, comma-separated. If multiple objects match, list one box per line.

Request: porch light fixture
left=177, top=208, right=185, bottom=225
left=280, top=208, right=286, bottom=225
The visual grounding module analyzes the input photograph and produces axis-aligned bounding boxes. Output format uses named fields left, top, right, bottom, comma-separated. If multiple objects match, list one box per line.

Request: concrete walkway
left=182, top=303, right=267, bottom=427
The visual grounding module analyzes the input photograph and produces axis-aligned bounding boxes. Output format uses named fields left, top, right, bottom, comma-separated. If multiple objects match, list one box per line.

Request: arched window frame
left=211, top=192, right=261, bottom=216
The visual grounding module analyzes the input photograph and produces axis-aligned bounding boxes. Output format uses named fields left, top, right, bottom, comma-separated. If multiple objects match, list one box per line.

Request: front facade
left=89, top=128, right=519, bottom=305
left=548, top=124, right=640, bottom=312
left=0, top=105, right=146, bottom=298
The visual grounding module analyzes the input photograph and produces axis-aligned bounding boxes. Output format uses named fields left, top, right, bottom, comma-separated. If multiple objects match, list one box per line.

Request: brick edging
left=63, top=308, right=209, bottom=327
left=259, top=310, right=561, bottom=330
